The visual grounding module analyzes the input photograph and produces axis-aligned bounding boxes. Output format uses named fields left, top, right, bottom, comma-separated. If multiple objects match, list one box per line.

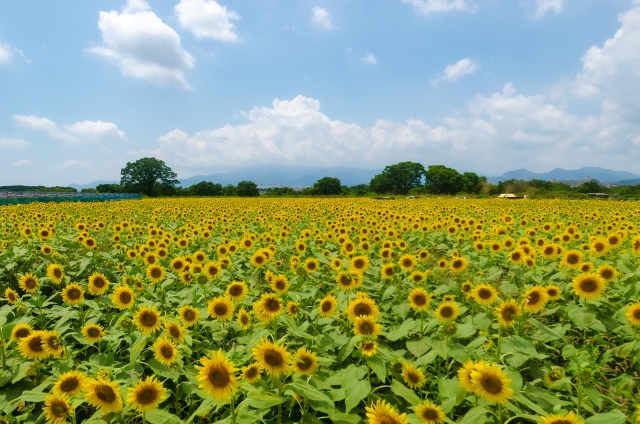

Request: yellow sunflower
left=146, top=264, right=166, bottom=283
left=195, top=350, right=239, bottom=402
left=354, top=315, right=382, bottom=338
left=18, top=273, right=39, bottom=293
left=349, top=255, right=370, bottom=274
left=178, top=305, right=200, bottom=327
left=207, top=296, right=234, bottom=322
left=134, top=305, right=162, bottom=335
left=81, top=323, right=105, bottom=343
left=578, top=262, right=594, bottom=274
left=87, top=273, right=110, bottom=296
left=226, top=281, right=249, bottom=301
left=435, top=301, right=460, bottom=323
left=4, top=288, right=18, bottom=305
left=304, top=258, right=319, bottom=273
left=346, top=296, right=379, bottom=322
left=47, top=264, right=64, bottom=285
left=522, top=286, right=548, bottom=313
left=450, top=257, right=468, bottom=273
left=52, top=370, right=87, bottom=397
left=625, top=302, right=640, bottom=326
left=381, top=263, right=396, bottom=279
left=61, top=283, right=84, bottom=305
left=19, top=330, right=49, bottom=359
left=85, top=378, right=123, bottom=413
left=292, top=347, right=319, bottom=376
left=540, top=411, right=584, bottom=424
left=250, top=251, right=268, bottom=267
left=414, top=400, right=446, bottom=424
left=11, top=323, right=32, bottom=341
left=126, top=376, right=167, bottom=412
left=571, top=274, right=606, bottom=300
left=237, top=308, right=251, bottom=330
left=546, top=285, right=562, bottom=301
left=154, top=336, right=178, bottom=366
left=164, top=321, right=186, bottom=343
left=253, top=293, right=284, bottom=323
left=561, top=250, right=582, bottom=268
left=359, top=338, right=378, bottom=357
left=469, top=362, right=513, bottom=404
left=43, top=394, right=73, bottom=424
left=596, top=264, right=617, bottom=283
left=365, top=400, right=408, bottom=424
left=408, top=287, right=431, bottom=312
left=401, top=363, right=425, bottom=389
left=111, top=285, right=135, bottom=310
left=457, top=360, right=479, bottom=392
left=471, top=284, right=498, bottom=306
left=398, top=254, right=417, bottom=271
left=170, top=256, right=187, bottom=273
left=495, top=299, right=521, bottom=327
left=252, top=338, right=291, bottom=377
left=318, top=295, right=338, bottom=318
left=242, top=363, right=263, bottom=384
left=41, top=331, right=65, bottom=358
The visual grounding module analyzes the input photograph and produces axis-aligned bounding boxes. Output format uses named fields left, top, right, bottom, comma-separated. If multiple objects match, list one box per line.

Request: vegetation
left=0, top=198, right=639, bottom=424
left=120, top=158, right=179, bottom=197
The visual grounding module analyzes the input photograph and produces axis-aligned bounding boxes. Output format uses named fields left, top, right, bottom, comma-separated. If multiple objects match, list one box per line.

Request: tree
left=120, top=158, right=179, bottom=196
left=312, top=177, right=342, bottom=195
left=460, top=172, right=484, bottom=194
left=81, top=188, right=98, bottom=193
left=576, top=180, right=607, bottom=193
left=349, top=184, right=370, bottom=196
left=424, top=165, right=463, bottom=195
left=369, top=162, right=426, bottom=194
left=223, top=185, right=237, bottom=196
left=96, top=184, right=122, bottom=193
left=189, top=181, right=223, bottom=196
left=236, top=181, right=259, bottom=197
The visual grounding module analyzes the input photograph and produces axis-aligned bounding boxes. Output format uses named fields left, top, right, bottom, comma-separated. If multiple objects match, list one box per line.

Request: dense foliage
left=1, top=198, right=640, bottom=424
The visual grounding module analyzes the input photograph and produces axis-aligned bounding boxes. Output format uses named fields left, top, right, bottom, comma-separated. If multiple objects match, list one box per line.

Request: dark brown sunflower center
left=266, top=300, right=279, bottom=312
left=25, top=278, right=37, bottom=289
left=264, top=349, right=283, bottom=367
left=481, top=377, right=503, bottom=394
left=601, top=270, right=613, bottom=279
left=407, top=372, right=420, bottom=383
left=61, top=378, right=79, bottom=392
left=633, top=309, right=640, bottom=319
left=528, top=291, right=540, bottom=305
left=245, top=367, right=258, bottom=378
left=54, top=269, right=62, bottom=279
left=298, top=357, right=313, bottom=370
left=214, top=304, right=228, bottom=316
left=68, top=289, right=80, bottom=299
left=413, top=295, right=426, bottom=306
left=16, top=328, right=30, bottom=338
left=580, top=279, right=597, bottom=292
left=169, top=326, right=180, bottom=338
left=567, top=254, right=579, bottom=264
left=29, top=336, right=44, bottom=352
left=95, top=384, right=116, bottom=403
left=440, top=306, right=453, bottom=318
left=51, top=402, right=67, bottom=417
left=547, top=288, right=558, bottom=297
left=321, top=301, right=332, bottom=312
left=354, top=303, right=372, bottom=316
left=421, top=408, right=439, bottom=420
left=137, top=388, right=157, bottom=404
left=452, top=260, right=463, bottom=268
left=151, top=268, right=162, bottom=278
left=119, top=292, right=132, bottom=303
left=241, top=315, right=249, bottom=325
left=384, top=267, right=394, bottom=276
left=229, top=285, right=243, bottom=296
left=306, top=262, right=316, bottom=270
left=595, top=243, right=605, bottom=252
left=174, top=261, right=184, bottom=270
left=88, top=328, right=100, bottom=338
left=478, top=289, right=492, bottom=299
left=161, top=345, right=173, bottom=358
left=360, top=322, right=372, bottom=333
left=502, top=308, right=515, bottom=321
left=142, top=313, right=157, bottom=325
left=184, top=310, right=195, bottom=321
left=353, top=259, right=365, bottom=268
left=402, top=259, right=413, bottom=267
left=94, top=278, right=105, bottom=288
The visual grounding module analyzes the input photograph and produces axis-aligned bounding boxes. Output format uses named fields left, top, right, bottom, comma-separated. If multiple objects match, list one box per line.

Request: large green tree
left=424, top=165, right=463, bottom=195
left=236, top=181, right=260, bottom=197
left=312, top=177, right=342, bottom=195
left=120, top=158, right=179, bottom=196
left=189, top=181, right=223, bottom=196
left=369, top=161, right=426, bottom=194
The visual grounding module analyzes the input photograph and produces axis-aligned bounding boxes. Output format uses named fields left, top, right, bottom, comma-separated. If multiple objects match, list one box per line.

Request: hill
left=487, top=167, right=640, bottom=184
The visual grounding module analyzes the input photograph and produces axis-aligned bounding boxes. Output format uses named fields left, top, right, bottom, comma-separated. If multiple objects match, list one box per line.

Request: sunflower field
left=1, top=198, right=640, bottom=424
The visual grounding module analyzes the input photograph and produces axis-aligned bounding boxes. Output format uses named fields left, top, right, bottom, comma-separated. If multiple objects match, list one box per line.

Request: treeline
left=487, top=178, right=640, bottom=199
left=0, top=186, right=77, bottom=193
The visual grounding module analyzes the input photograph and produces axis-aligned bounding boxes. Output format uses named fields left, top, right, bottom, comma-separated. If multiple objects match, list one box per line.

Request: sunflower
left=42, top=331, right=65, bottom=358
left=61, top=283, right=84, bottom=305
left=226, top=283, right=248, bottom=302
left=597, top=264, right=617, bottom=283
left=414, top=400, right=445, bottom=424
left=435, top=301, right=460, bottom=323
left=170, top=256, right=187, bottom=272
left=561, top=250, right=582, bottom=268
left=4, top=288, right=18, bottom=305
left=319, top=295, right=338, bottom=318
left=304, top=258, right=319, bottom=273
left=126, top=376, right=167, bottom=413
left=381, top=263, right=395, bottom=279
left=365, top=400, right=409, bottom=424
left=208, top=296, right=234, bottom=322
left=354, top=315, right=382, bottom=338
left=242, top=363, right=263, bottom=384
left=359, top=338, right=378, bottom=357
left=457, top=360, right=479, bottom=392
left=625, top=302, right=640, bottom=326
left=11, top=323, right=32, bottom=341
left=18, top=273, right=39, bottom=293
left=335, top=271, right=363, bottom=292
left=195, top=349, right=239, bottom=402
left=53, top=370, right=87, bottom=396
left=84, top=378, right=123, bottom=413
left=590, top=238, right=608, bottom=256
left=146, top=264, right=166, bottom=283
left=153, top=336, right=178, bottom=366
left=287, top=301, right=299, bottom=318
left=47, top=264, right=64, bottom=284
left=401, top=363, right=425, bottom=389
left=19, top=330, right=49, bottom=360
left=450, top=257, right=468, bottom=273
left=164, top=321, right=185, bottom=343
left=178, top=305, right=200, bottom=327
left=540, top=411, right=584, bottom=424
left=398, top=254, right=417, bottom=271
left=546, top=285, right=562, bottom=301
left=470, top=362, right=513, bottom=404
left=41, top=244, right=53, bottom=255
left=471, top=284, right=498, bottom=306
left=250, top=251, right=268, bottom=267
left=88, top=273, right=110, bottom=296
left=111, top=285, right=135, bottom=310
left=237, top=308, right=252, bottom=330
left=134, top=306, right=162, bottom=335
left=579, top=261, right=594, bottom=274
left=270, top=275, right=289, bottom=294
left=331, top=257, right=342, bottom=271
left=522, top=286, right=548, bottom=313
left=253, top=293, right=284, bottom=322
left=408, top=287, right=430, bottom=312
left=43, top=393, right=73, bottom=424
left=349, top=255, right=370, bottom=274
left=81, top=323, right=105, bottom=343
left=292, top=348, right=319, bottom=376
left=252, top=338, right=291, bottom=377
left=495, top=299, right=521, bottom=326
left=571, top=274, right=606, bottom=300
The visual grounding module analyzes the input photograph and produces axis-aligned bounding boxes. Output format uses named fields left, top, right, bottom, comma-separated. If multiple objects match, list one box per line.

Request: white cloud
left=0, top=42, right=13, bottom=64
left=88, top=0, right=195, bottom=88
left=402, top=0, right=471, bottom=15
left=12, top=159, right=33, bottom=167
left=13, top=115, right=125, bottom=143
left=432, top=57, right=477, bottom=83
left=175, top=0, right=240, bottom=41
left=534, top=0, right=563, bottom=19
left=361, top=53, right=377, bottom=64
left=311, top=7, right=334, bottom=30
left=56, top=160, right=91, bottom=171
left=0, top=138, right=30, bottom=149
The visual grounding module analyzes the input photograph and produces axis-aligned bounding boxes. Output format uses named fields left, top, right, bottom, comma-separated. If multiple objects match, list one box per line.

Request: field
left=0, top=198, right=639, bottom=424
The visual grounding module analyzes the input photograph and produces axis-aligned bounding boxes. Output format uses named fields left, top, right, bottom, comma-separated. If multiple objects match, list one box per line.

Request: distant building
left=288, top=186, right=310, bottom=192
left=257, top=183, right=282, bottom=190
left=551, top=176, right=591, bottom=187
left=605, top=182, right=622, bottom=188
left=498, top=194, right=517, bottom=198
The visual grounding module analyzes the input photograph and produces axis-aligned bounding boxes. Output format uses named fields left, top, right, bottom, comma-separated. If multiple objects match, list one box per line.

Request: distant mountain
left=68, top=180, right=119, bottom=190
left=178, top=166, right=382, bottom=187
left=487, top=167, right=640, bottom=184
left=617, top=178, right=640, bottom=186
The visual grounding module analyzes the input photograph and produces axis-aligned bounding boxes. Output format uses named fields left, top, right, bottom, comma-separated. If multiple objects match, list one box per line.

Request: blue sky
left=1, top=0, right=639, bottom=185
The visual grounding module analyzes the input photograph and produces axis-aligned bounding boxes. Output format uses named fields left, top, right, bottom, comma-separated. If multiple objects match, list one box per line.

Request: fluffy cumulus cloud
left=88, top=0, right=195, bottom=88
left=401, top=0, right=471, bottom=15
left=13, top=115, right=125, bottom=143
left=0, top=42, right=13, bottom=64
left=175, top=0, right=240, bottom=41
left=534, top=0, right=563, bottom=18
left=0, top=138, right=30, bottom=149
left=311, top=7, right=334, bottom=30
left=361, top=53, right=377, bottom=64
left=432, top=57, right=477, bottom=83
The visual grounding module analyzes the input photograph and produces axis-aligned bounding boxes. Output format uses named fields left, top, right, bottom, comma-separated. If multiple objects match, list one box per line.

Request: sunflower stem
left=277, top=376, right=282, bottom=424
left=419, top=312, right=424, bottom=338
left=0, top=329, right=5, bottom=371
left=143, top=412, right=146, bottom=424
left=495, top=327, right=501, bottom=364
left=230, top=394, right=237, bottom=424
left=498, top=403, right=503, bottom=424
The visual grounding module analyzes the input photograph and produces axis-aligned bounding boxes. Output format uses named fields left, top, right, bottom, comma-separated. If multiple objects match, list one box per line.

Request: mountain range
left=68, top=166, right=640, bottom=190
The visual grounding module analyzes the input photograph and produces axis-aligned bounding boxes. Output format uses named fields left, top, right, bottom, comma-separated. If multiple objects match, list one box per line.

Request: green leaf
left=129, top=335, right=148, bottom=366
left=344, top=379, right=370, bottom=413
left=458, top=406, right=488, bottom=424
left=385, top=319, right=418, bottom=341
left=186, top=398, right=215, bottom=423
left=245, top=395, right=285, bottom=409
left=289, top=379, right=334, bottom=414
left=20, top=390, right=47, bottom=402
left=148, top=358, right=180, bottom=382
left=368, top=355, right=387, bottom=382
left=528, top=318, right=564, bottom=342
left=145, top=409, right=183, bottom=424
left=390, top=380, right=421, bottom=406
left=584, top=409, right=626, bottom=424
left=581, top=384, right=602, bottom=409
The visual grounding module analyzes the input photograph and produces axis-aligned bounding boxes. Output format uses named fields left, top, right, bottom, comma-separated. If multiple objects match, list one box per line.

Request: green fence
left=0, top=192, right=142, bottom=206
